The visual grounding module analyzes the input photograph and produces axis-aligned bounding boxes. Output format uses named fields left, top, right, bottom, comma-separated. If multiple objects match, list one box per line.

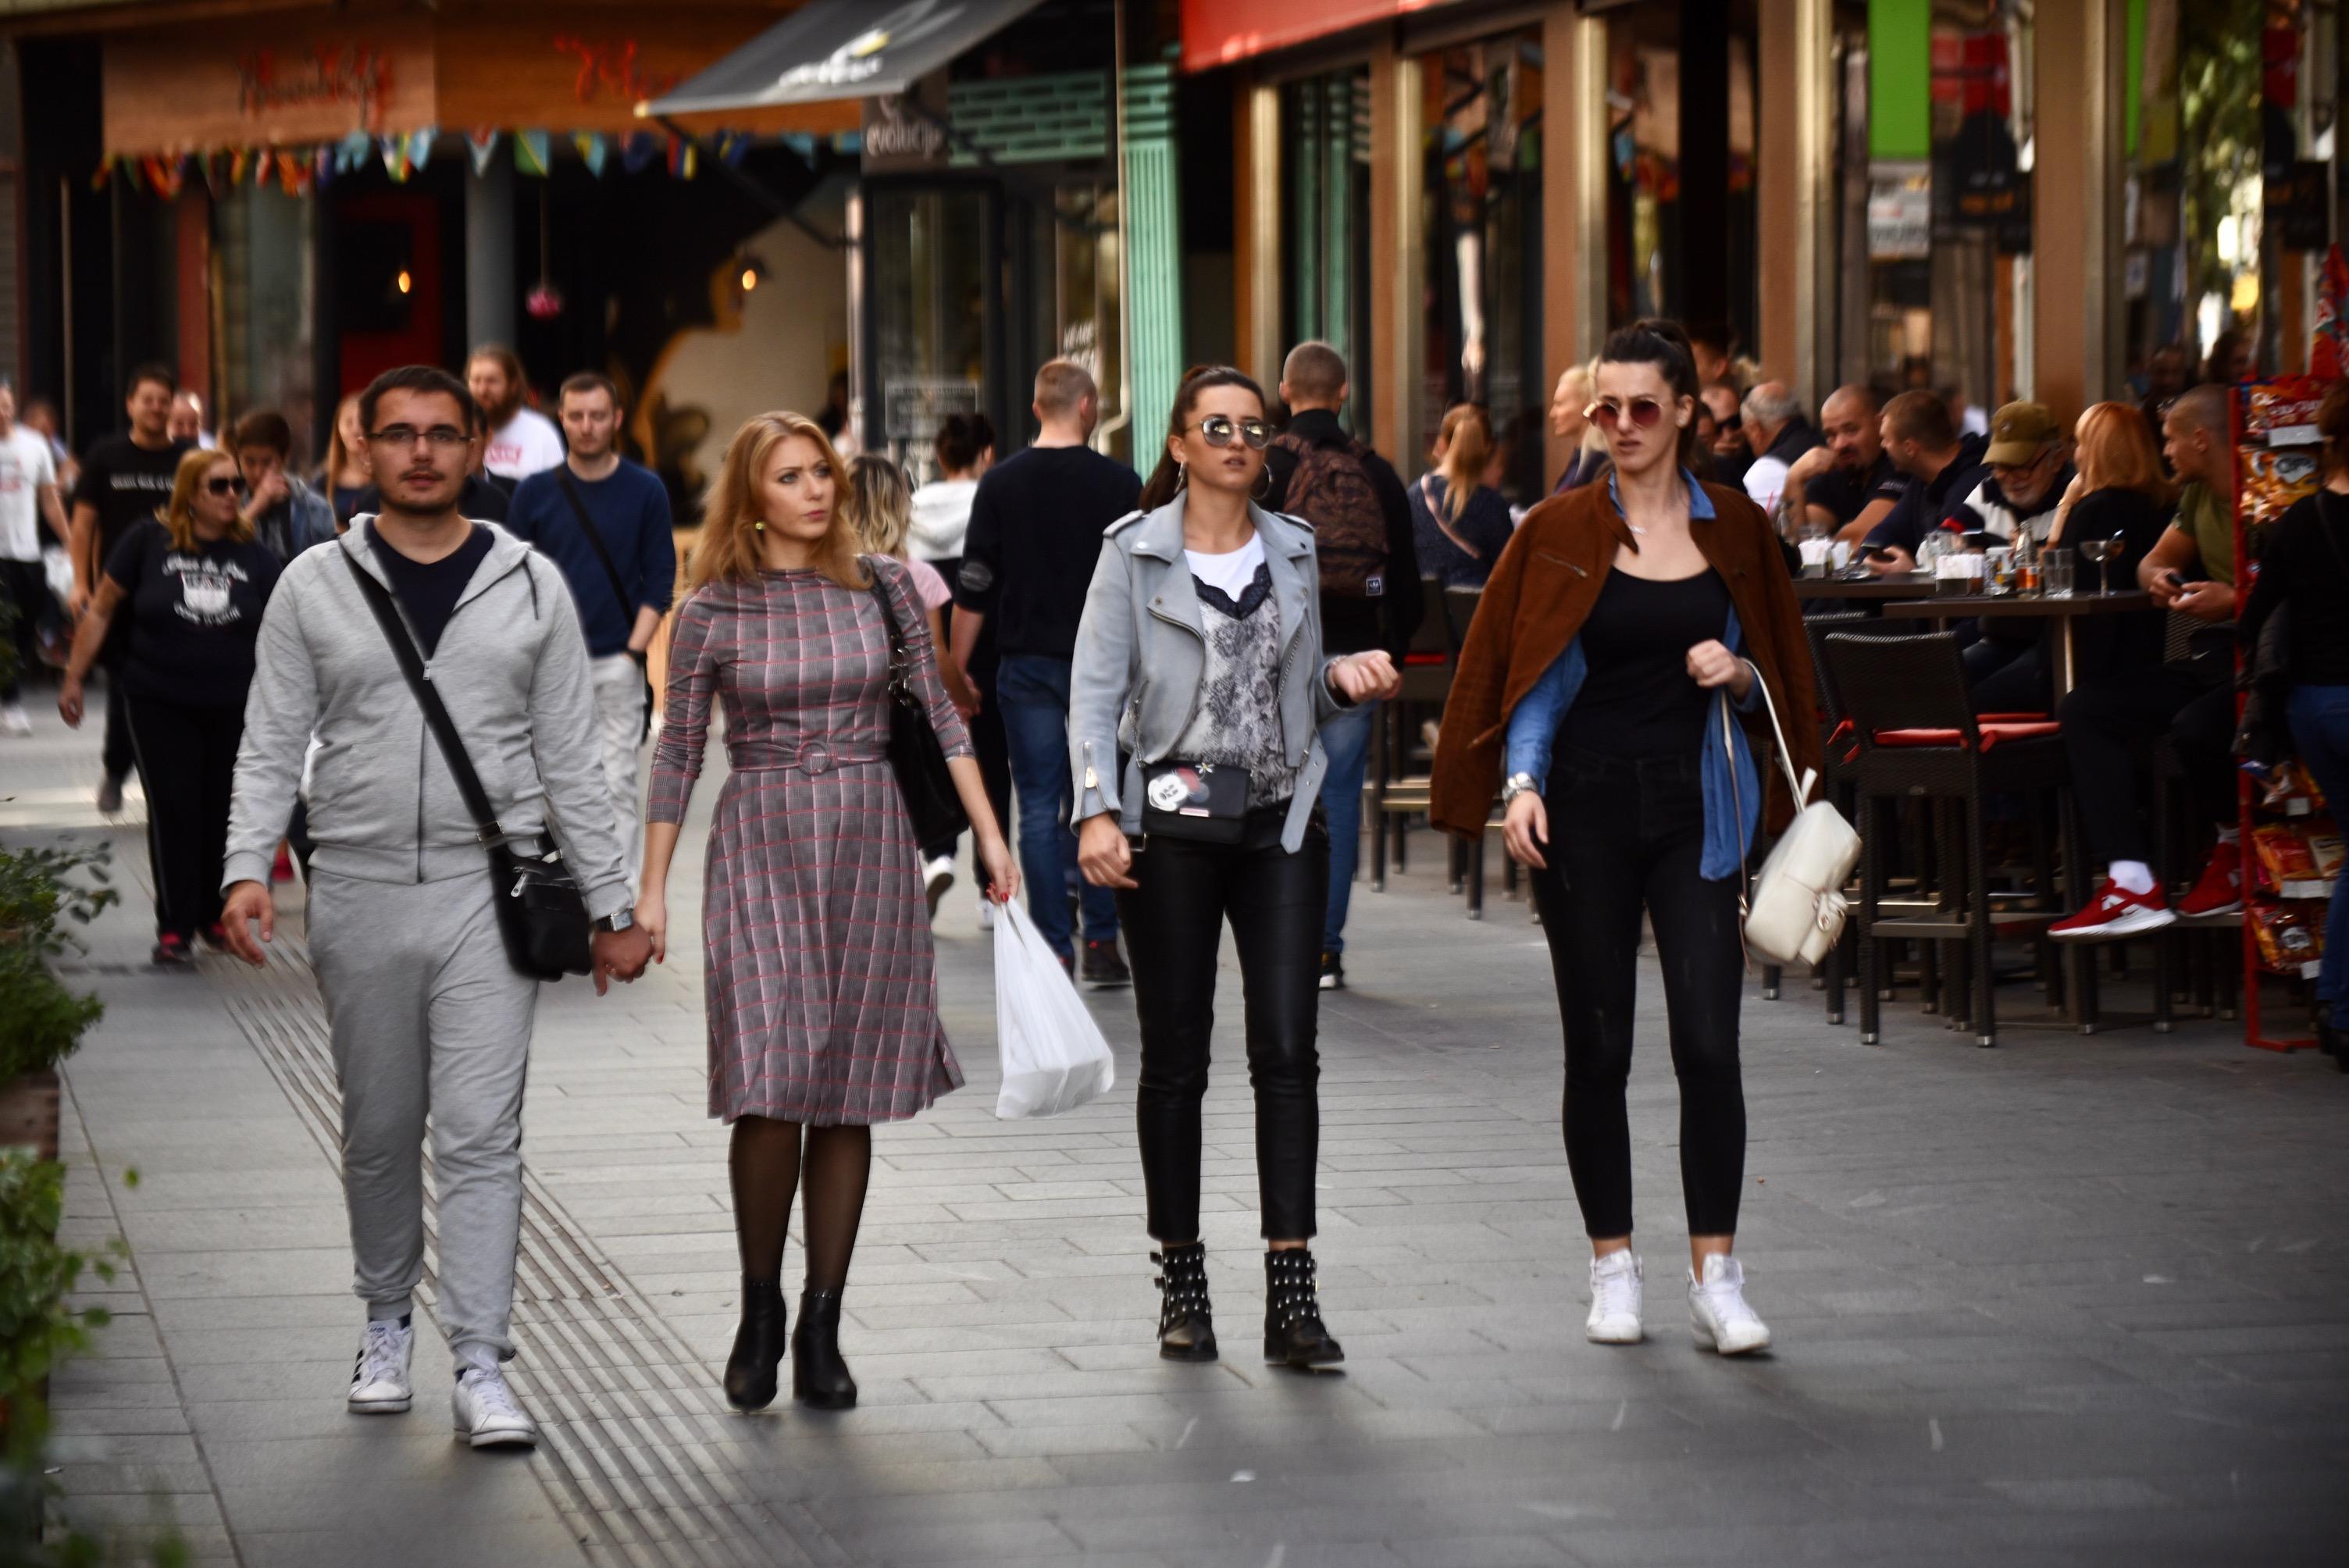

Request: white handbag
left=1721, top=662, right=1861, bottom=968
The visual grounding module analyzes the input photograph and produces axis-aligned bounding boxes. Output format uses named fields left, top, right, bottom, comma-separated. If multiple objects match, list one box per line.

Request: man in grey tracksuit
left=220, top=365, right=651, bottom=1449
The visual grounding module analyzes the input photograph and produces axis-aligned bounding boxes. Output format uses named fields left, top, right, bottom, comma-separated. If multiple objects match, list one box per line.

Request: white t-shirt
left=0, top=425, right=59, bottom=562
left=1185, top=533, right=1267, bottom=602
left=483, top=407, right=564, bottom=481
left=1742, top=454, right=1791, bottom=519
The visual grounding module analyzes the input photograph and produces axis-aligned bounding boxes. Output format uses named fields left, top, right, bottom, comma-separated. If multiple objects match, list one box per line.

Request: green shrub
left=0, top=847, right=116, bottom=1082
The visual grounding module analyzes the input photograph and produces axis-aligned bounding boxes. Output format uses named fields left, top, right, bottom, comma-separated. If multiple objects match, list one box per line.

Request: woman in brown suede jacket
left=1430, top=319, right=1818, bottom=1357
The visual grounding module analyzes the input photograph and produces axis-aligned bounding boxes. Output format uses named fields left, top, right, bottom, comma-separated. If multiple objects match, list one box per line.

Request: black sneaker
left=1318, top=952, right=1345, bottom=991
left=1081, top=939, right=1131, bottom=988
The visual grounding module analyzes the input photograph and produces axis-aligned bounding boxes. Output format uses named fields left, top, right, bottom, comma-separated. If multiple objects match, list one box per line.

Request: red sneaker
left=2176, top=841, right=2244, bottom=918
left=272, top=844, right=295, bottom=884
left=2050, top=878, right=2177, bottom=940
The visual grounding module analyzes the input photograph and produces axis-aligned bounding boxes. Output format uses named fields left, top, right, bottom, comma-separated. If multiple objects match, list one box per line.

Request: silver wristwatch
left=595, top=909, right=636, bottom=934
left=1499, top=772, right=1540, bottom=806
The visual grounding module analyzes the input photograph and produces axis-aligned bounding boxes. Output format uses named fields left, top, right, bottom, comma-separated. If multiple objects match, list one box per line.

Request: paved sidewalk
left=12, top=695, right=2348, bottom=1567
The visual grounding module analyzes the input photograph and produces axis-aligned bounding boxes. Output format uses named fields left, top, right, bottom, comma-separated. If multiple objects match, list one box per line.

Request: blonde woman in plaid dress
left=636, top=412, right=1018, bottom=1413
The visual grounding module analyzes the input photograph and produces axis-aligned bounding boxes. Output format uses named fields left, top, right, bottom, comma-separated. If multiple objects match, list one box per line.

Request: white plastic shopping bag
left=993, top=897, right=1117, bottom=1119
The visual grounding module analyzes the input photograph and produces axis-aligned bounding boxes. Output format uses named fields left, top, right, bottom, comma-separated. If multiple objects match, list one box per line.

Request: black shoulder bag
left=340, top=551, right=593, bottom=981
left=552, top=470, right=654, bottom=740
left=865, top=564, right=969, bottom=847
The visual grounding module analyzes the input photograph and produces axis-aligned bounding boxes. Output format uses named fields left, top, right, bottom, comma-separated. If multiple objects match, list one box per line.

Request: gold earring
left=754, top=519, right=765, bottom=532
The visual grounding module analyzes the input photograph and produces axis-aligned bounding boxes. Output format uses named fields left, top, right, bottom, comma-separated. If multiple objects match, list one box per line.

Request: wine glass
left=2079, top=536, right=2124, bottom=595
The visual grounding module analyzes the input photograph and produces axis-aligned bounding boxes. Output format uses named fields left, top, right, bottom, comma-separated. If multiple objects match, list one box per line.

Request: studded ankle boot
left=1263, top=1248, right=1344, bottom=1368
left=791, top=1288, right=857, bottom=1409
left=1151, top=1242, right=1217, bottom=1362
left=722, top=1278, right=786, bottom=1411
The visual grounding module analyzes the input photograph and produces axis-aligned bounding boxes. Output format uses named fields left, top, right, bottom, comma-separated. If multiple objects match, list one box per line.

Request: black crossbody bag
left=1140, top=761, right=1249, bottom=844
left=342, top=551, right=593, bottom=982
left=553, top=470, right=654, bottom=741
left=865, top=568, right=969, bottom=846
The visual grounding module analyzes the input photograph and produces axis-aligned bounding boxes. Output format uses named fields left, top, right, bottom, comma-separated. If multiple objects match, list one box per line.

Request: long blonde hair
left=692, top=411, right=867, bottom=590
left=844, top=453, right=914, bottom=558
left=161, top=447, right=252, bottom=552
left=323, top=392, right=369, bottom=486
left=1434, top=404, right=1492, bottom=522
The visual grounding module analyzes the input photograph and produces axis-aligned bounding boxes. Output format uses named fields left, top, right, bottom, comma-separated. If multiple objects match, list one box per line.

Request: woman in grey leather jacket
left=1069, top=365, right=1399, bottom=1369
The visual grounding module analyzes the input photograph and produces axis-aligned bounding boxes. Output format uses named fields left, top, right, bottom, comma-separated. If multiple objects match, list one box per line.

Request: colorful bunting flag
left=408, top=130, right=435, bottom=173
left=514, top=129, right=551, bottom=176
left=573, top=132, right=608, bottom=177
left=467, top=130, right=501, bottom=176
left=621, top=130, right=661, bottom=174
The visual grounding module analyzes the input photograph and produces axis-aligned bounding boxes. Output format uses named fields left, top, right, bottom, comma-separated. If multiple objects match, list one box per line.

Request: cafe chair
left=1825, top=631, right=2079, bottom=1049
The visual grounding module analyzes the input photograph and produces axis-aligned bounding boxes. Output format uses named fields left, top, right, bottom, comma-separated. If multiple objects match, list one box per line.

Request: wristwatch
left=595, top=909, right=636, bottom=934
left=1499, top=772, right=1540, bottom=806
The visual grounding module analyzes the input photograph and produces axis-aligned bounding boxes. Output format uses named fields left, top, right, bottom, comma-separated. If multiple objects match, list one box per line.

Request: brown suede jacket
left=1428, top=476, right=1821, bottom=840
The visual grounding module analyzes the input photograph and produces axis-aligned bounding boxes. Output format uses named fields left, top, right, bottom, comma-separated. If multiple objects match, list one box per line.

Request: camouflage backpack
left=1270, top=431, right=1388, bottom=598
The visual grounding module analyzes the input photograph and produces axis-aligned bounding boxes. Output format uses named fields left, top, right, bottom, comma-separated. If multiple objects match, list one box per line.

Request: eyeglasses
left=1186, top=415, right=1271, bottom=451
left=203, top=476, right=241, bottom=497
left=368, top=425, right=469, bottom=451
left=1585, top=397, right=1670, bottom=432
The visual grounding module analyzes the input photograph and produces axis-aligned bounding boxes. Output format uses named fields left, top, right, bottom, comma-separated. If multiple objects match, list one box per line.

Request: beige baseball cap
left=1984, top=401, right=2062, bottom=466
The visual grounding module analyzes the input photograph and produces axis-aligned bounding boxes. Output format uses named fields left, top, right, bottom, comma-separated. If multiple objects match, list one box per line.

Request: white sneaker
left=1689, top=1254, right=1772, bottom=1355
left=976, top=898, right=996, bottom=932
left=0, top=703, right=29, bottom=736
left=1585, top=1251, right=1643, bottom=1344
left=451, top=1367, right=539, bottom=1449
left=346, top=1320, right=413, bottom=1413
left=924, top=856, right=956, bottom=917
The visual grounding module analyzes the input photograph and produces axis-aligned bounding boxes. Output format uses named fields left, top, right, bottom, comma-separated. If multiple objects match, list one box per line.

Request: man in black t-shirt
left=68, top=362, right=188, bottom=808
left=951, top=360, right=1142, bottom=982
left=1785, top=386, right=1909, bottom=543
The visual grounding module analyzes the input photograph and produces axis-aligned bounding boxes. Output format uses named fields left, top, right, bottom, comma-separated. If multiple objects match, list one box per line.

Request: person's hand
left=2174, top=580, right=2236, bottom=622
left=591, top=924, right=654, bottom=996
left=66, top=584, right=90, bottom=619
left=255, top=470, right=289, bottom=509
left=57, top=676, right=84, bottom=728
left=2147, top=568, right=2185, bottom=608
left=219, top=881, right=273, bottom=967
left=636, top=894, right=668, bottom=965
left=977, top=833, right=1021, bottom=903
left=1329, top=650, right=1402, bottom=704
left=1686, top=639, right=1750, bottom=695
left=950, top=685, right=982, bottom=720
left=1867, top=547, right=1914, bottom=577
left=1077, top=814, right=1136, bottom=889
left=1787, top=444, right=1834, bottom=484
left=1503, top=790, right=1549, bottom=870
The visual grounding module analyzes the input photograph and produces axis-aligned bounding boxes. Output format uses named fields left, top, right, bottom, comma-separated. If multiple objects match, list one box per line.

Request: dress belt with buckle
left=726, top=739, right=886, bottom=776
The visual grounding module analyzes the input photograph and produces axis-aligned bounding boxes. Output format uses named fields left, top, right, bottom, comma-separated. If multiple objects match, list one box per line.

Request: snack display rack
left=2232, top=378, right=2330, bottom=1052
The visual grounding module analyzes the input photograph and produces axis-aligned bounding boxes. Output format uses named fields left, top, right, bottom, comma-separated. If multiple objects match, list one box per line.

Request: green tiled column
left=1125, top=62, right=1185, bottom=476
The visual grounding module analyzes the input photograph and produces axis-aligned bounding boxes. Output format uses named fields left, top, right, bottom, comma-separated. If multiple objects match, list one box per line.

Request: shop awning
left=1179, top=0, right=1467, bottom=75
left=643, top=0, right=1049, bottom=117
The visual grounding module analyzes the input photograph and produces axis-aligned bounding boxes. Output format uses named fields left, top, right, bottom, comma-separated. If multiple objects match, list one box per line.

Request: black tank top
left=1556, top=568, right=1734, bottom=761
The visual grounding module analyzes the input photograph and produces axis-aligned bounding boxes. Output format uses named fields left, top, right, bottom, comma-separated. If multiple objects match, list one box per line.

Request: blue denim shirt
left=1504, top=469, right=1762, bottom=880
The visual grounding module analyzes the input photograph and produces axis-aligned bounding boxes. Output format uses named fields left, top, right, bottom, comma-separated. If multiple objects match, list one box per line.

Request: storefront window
left=1008, top=182, right=1125, bottom=465
left=871, top=185, right=990, bottom=484
left=1420, top=30, right=1545, bottom=504
left=215, top=185, right=317, bottom=467
left=1281, top=67, right=1373, bottom=437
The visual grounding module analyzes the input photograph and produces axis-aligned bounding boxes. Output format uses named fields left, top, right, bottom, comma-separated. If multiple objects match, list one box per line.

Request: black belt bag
left=343, top=551, right=593, bottom=982
left=1141, top=760, right=1248, bottom=845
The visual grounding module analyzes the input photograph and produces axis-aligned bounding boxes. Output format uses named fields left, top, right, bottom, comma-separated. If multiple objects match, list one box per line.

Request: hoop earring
left=1174, top=460, right=1188, bottom=492
left=1251, top=463, right=1271, bottom=501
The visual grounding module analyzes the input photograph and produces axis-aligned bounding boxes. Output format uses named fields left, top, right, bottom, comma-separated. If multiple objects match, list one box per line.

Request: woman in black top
left=2045, top=402, right=2176, bottom=685
left=2241, top=383, right=2349, bottom=1067
left=1410, top=404, right=1517, bottom=586
left=60, top=447, right=281, bottom=964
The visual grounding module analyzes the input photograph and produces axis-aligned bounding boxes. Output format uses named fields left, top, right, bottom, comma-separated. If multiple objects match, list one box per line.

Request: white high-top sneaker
left=1688, top=1253, right=1772, bottom=1355
left=452, top=1367, right=540, bottom=1449
left=346, top=1319, right=413, bottom=1413
left=1585, top=1250, right=1643, bottom=1344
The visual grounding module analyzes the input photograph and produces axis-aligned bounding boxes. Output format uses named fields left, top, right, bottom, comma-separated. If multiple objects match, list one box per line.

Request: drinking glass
left=2043, top=552, right=2075, bottom=598
left=2080, top=536, right=2124, bottom=594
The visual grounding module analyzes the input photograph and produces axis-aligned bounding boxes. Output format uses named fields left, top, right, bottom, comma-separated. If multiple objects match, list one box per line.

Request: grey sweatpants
left=308, top=868, right=538, bottom=1374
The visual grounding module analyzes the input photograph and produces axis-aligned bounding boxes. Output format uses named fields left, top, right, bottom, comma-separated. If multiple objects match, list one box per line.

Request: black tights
left=729, top=1117, right=872, bottom=1289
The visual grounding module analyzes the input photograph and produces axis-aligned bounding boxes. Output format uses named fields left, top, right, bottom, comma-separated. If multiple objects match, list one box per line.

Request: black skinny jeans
left=1527, top=748, right=1747, bottom=1239
left=2058, top=657, right=2236, bottom=865
left=123, top=696, right=244, bottom=940
left=1117, top=806, right=1328, bottom=1242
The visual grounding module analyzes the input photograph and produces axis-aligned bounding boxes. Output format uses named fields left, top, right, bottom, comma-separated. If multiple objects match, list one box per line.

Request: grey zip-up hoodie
left=222, top=519, right=632, bottom=921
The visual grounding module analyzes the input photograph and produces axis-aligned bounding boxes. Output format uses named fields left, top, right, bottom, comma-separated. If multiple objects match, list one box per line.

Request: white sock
left=2110, top=860, right=2155, bottom=895
left=2215, top=825, right=2240, bottom=846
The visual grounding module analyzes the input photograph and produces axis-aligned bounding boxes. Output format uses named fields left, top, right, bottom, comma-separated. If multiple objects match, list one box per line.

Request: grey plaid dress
left=650, top=557, right=973, bottom=1124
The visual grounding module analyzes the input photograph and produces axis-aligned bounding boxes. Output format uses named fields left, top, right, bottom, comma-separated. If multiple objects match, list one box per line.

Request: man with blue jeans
left=1261, top=343, right=1422, bottom=990
left=953, top=360, right=1141, bottom=983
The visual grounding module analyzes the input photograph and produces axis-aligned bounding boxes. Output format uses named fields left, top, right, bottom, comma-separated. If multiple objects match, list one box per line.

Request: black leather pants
left=1118, top=806, right=1328, bottom=1242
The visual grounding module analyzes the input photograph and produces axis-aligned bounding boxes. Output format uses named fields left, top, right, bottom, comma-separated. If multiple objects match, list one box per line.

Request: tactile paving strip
left=219, top=941, right=839, bottom=1568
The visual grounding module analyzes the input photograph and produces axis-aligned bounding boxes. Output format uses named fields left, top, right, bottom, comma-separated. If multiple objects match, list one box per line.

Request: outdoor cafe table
left=1792, top=572, right=1935, bottom=601
left=1880, top=589, right=2155, bottom=700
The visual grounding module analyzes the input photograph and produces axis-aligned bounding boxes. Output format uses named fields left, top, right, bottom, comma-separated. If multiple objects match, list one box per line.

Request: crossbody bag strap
left=862, top=559, right=913, bottom=693
left=551, top=470, right=640, bottom=642
left=339, top=548, right=504, bottom=843
left=1736, top=657, right=1816, bottom=807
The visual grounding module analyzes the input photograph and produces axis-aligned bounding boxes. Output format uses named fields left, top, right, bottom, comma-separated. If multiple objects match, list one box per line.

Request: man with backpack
left=1262, top=342, right=1423, bottom=991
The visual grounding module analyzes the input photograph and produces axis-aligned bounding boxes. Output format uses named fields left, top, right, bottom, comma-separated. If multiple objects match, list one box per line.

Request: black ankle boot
left=792, top=1288, right=857, bottom=1409
left=1151, top=1243, right=1217, bottom=1363
left=1263, top=1249, right=1344, bottom=1368
left=722, top=1278, right=786, bottom=1411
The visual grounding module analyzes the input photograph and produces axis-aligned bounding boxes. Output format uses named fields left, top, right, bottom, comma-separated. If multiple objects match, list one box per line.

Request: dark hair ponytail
left=1598, top=317, right=1703, bottom=466
left=1139, top=365, right=1267, bottom=511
